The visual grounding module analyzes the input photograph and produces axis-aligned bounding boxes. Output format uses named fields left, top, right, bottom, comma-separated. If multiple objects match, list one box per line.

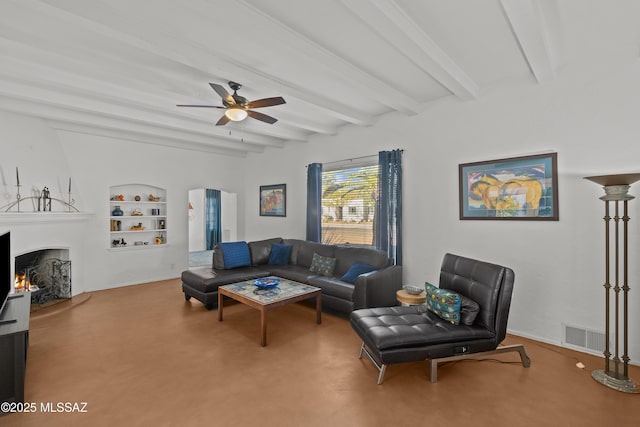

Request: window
left=321, top=162, right=378, bottom=247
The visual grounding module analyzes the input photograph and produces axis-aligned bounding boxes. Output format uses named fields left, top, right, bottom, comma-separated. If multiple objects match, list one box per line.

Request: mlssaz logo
left=40, top=402, right=88, bottom=413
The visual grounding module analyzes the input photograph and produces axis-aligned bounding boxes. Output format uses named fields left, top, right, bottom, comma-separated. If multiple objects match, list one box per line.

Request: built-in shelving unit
left=109, top=184, right=167, bottom=249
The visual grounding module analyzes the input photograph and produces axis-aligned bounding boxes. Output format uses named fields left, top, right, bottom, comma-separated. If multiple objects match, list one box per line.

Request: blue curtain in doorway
left=205, top=189, right=221, bottom=250
left=306, top=163, right=322, bottom=242
left=376, top=150, right=403, bottom=265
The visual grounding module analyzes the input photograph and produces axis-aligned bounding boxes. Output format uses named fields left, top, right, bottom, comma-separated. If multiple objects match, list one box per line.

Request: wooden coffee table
left=217, top=277, right=321, bottom=346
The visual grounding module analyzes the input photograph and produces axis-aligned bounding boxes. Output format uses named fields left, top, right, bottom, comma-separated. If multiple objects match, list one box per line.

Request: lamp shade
left=584, top=173, right=640, bottom=201
left=225, top=107, right=248, bottom=122
left=584, top=173, right=640, bottom=187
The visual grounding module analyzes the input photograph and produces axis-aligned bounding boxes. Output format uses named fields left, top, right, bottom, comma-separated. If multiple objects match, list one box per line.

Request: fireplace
left=14, top=248, right=71, bottom=306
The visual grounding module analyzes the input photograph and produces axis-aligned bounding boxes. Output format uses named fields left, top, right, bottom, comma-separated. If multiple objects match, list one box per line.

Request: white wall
left=188, top=189, right=205, bottom=252
left=188, top=188, right=238, bottom=251
left=1, top=110, right=247, bottom=293
left=221, top=191, right=237, bottom=242
left=242, top=60, right=640, bottom=361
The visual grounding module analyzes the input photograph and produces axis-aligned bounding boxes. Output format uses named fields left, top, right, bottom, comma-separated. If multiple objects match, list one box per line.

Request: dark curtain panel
left=376, top=150, right=403, bottom=265
left=205, top=189, right=221, bottom=250
left=306, top=163, right=323, bottom=242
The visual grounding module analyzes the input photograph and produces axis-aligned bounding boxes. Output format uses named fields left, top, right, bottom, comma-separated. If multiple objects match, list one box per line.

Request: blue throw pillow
left=268, top=244, right=292, bottom=265
left=219, top=241, right=251, bottom=269
left=425, top=282, right=462, bottom=325
left=340, top=262, right=377, bottom=284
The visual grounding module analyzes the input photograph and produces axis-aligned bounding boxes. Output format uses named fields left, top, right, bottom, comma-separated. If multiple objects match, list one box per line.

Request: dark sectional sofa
left=181, top=237, right=402, bottom=315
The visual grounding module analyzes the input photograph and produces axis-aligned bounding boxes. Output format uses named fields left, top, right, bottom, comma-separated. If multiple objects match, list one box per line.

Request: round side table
left=396, top=289, right=426, bottom=306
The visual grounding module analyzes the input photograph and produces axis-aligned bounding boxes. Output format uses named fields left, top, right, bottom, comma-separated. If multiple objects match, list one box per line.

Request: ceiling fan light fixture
left=225, top=107, right=248, bottom=122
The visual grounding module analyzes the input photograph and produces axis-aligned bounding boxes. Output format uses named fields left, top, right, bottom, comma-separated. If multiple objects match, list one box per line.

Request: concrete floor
left=4, top=278, right=639, bottom=426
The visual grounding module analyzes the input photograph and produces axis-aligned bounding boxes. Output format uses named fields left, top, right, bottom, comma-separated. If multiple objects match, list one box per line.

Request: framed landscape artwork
left=459, top=153, right=558, bottom=220
left=260, top=184, right=286, bottom=217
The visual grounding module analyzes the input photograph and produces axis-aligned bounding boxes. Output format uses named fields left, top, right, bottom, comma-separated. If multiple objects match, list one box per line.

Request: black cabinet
left=0, top=294, right=29, bottom=405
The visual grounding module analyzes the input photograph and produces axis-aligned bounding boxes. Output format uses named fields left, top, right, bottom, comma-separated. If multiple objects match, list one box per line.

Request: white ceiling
left=1, top=0, right=639, bottom=157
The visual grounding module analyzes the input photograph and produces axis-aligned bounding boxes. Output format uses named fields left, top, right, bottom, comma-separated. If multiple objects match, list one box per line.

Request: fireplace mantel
left=0, top=212, right=94, bottom=225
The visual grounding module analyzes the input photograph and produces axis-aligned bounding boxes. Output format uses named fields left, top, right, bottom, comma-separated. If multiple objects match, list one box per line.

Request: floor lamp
left=584, top=173, right=640, bottom=394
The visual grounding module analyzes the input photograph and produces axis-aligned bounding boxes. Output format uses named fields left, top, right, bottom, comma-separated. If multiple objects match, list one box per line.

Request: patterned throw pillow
left=309, top=253, right=336, bottom=277
left=425, top=282, right=462, bottom=325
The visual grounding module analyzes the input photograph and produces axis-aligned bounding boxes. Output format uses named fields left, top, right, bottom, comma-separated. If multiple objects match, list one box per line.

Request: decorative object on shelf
left=130, top=223, right=144, bottom=231
left=151, top=208, right=160, bottom=215
left=155, top=235, right=164, bottom=244
left=459, top=153, right=558, bottom=220
left=260, top=184, right=286, bottom=217
left=110, top=220, right=118, bottom=231
left=37, top=187, right=52, bottom=212
left=112, top=238, right=127, bottom=247
left=15, top=167, right=22, bottom=212
left=111, top=206, right=124, bottom=216
left=148, top=194, right=161, bottom=202
left=131, top=208, right=143, bottom=216
left=253, top=277, right=281, bottom=289
left=1, top=171, right=79, bottom=213
left=158, top=219, right=165, bottom=229
left=402, top=285, right=423, bottom=295
left=584, top=173, right=640, bottom=394
left=134, top=195, right=141, bottom=201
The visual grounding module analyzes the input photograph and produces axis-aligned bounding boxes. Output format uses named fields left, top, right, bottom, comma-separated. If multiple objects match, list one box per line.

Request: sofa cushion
left=181, top=267, right=270, bottom=293
left=282, top=239, right=305, bottom=264
left=350, top=307, right=494, bottom=351
left=309, top=253, right=336, bottom=277
left=219, top=241, right=251, bottom=269
left=249, top=238, right=283, bottom=266
left=308, top=276, right=354, bottom=301
left=459, top=295, right=480, bottom=326
left=333, top=246, right=389, bottom=277
left=267, top=264, right=318, bottom=283
left=213, top=246, right=225, bottom=270
left=340, top=262, right=377, bottom=284
left=268, top=243, right=292, bottom=265
left=297, top=241, right=336, bottom=268
left=425, top=282, right=461, bottom=325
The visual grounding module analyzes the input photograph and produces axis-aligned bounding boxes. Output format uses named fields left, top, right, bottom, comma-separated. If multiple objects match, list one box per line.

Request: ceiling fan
left=177, top=81, right=286, bottom=126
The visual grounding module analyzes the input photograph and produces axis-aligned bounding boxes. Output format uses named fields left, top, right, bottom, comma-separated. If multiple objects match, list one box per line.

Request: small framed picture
left=260, top=184, right=286, bottom=217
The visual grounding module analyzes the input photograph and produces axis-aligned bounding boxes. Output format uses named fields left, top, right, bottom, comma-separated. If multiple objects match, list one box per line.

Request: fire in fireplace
left=14, top=249, right=71, bottom=305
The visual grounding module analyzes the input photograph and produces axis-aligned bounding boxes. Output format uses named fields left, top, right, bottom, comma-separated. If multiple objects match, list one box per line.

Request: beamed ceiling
left=1, top=0, right=639, bottom=157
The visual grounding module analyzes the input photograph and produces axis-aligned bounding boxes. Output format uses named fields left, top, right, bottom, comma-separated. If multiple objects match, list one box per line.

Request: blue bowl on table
left=253, top=278, right=281, bottom=289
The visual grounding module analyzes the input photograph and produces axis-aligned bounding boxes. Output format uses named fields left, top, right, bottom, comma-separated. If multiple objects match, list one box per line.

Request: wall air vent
left=563, top=324, right=608, bottom=354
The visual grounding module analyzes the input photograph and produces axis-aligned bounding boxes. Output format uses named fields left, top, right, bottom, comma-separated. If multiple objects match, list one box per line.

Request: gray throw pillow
left=459, top=295, right=480, bottom=326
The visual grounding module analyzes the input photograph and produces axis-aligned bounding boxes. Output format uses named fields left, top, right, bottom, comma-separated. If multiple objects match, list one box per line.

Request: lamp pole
left=585, top=173, right=640, bottom=393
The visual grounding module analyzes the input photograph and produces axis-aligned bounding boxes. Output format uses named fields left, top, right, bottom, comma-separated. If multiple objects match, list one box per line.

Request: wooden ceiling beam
left=500, top=0, right=557, bottom=83
left=341, top=0, right=479, bottom=101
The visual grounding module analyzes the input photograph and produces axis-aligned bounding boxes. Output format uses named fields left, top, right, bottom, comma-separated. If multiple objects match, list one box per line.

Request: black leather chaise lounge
left=350, top=253, right=530, bottom=383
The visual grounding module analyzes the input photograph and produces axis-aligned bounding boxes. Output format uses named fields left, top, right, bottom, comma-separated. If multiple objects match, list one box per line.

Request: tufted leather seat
left=350, top=253, right=530, bottom=383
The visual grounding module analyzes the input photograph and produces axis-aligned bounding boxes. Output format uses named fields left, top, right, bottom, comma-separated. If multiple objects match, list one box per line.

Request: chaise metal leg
left=359, top=342, right=388, bottom=385
left=428, top=344, right=531, bottom=383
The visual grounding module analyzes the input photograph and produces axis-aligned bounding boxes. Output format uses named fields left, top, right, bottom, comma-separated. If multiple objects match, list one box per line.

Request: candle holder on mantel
left=584, top=172, right=640, bottom=394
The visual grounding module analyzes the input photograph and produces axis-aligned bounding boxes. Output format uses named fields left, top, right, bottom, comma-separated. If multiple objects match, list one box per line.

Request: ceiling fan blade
left=209, top=83, right=235, bottom=105
left=215, top=115, right=230, bottom=126
left=245, top=97, right=286, bottom=109
left=176, top=104, right=225, bottom=108
left=246, top=110, right=278, bottom=124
